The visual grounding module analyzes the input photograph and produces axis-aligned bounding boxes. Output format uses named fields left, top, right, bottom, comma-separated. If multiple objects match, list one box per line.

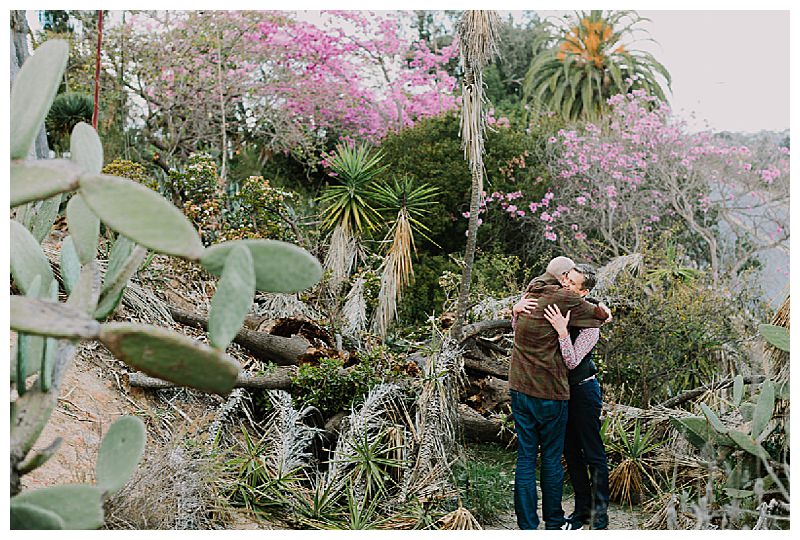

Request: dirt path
left=489, top=495, right=647, bottom=530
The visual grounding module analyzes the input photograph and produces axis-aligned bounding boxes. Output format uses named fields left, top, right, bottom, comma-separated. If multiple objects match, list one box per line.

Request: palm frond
left=401, top=338, right=464, bottom=502
left=262, top=390, right=324, bottom=479
left=322, top=223, right=359, bottom=295
left=342, top=275, right=368, bottom=338
left=591, top=252, right=644, bottom=302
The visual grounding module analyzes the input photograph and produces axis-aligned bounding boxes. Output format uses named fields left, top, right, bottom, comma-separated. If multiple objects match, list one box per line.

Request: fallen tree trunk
left=461, top=319, right=512, bottom=342
left=169, top=307, right=312, bottom=365
left=127, top=367, right=299, bottom=390
left=657, top=375, right=766, bottom=409
left=458, top=404, right=512, bottom=444
left=463, top=348, right=509, bottom=379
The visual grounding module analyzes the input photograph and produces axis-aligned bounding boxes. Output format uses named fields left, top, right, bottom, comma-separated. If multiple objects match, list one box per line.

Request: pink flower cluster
left=468, top=91, right=789, bottom=246
left=250, top=11, right=459, bottom=143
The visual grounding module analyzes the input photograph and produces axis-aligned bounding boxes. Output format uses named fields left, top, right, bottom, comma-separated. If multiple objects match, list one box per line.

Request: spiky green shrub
left=10, top=40, right=322, bottom=529
left=45, top=91, right=93, bottom=154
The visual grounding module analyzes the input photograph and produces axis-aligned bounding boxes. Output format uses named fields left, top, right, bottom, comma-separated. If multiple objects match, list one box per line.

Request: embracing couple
left=510, top=256, right=611, bottom=530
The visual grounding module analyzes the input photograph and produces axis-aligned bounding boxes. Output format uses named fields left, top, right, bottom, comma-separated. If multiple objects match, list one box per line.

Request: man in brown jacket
left=509, top=256, right=610, bottom=530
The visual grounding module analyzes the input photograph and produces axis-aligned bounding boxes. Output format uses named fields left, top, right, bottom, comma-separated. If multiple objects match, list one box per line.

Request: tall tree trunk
left=451, top=165, right=483, bottom=340
left=450, top=11, right=500, bottom=340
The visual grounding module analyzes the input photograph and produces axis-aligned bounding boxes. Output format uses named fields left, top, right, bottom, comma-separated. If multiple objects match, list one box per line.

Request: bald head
left=546, top=256, right=575, bottom=279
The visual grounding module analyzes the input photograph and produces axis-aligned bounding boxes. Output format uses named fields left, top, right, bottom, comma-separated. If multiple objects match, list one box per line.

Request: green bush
left=599, top=247, right=751, bottom=407
left=453, top=443, right=515, bottom=524
left=102, top=159, right=157, bottom=191
left=291, top=356, right=380, bottom=418
left=167, top=153, right=301, bottom=245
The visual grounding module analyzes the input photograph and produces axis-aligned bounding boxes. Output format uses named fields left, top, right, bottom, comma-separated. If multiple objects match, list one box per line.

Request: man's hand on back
left=513, top=297, right=538, bottom=316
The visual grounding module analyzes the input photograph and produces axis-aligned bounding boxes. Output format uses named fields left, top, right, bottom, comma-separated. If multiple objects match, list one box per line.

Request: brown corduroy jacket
left=510, top=273, right=608, bottom=400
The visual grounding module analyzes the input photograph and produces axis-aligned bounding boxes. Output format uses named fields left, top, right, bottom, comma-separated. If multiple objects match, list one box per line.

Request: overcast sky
left=20, top=4, right=794, bottom=134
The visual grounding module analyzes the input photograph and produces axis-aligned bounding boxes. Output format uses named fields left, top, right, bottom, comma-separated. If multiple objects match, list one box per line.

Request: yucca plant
left=370, top=176, right=439, bottom=337
left=45, top=91, right=93, bottom=154
left=607, top=418, right=663, bottom=507
left=523, top=10, right=671, bottom=121
left=451, top=10, right=501, bottom=341
left=319, top=142, right=386, bottom=297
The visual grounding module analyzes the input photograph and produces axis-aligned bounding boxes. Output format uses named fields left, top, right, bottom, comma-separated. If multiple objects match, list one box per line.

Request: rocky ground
left=490, top=496, right=646, bottom=530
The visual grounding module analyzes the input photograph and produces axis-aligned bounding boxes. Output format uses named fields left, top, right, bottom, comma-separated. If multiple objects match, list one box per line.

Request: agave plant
left=370, top=176, right=439, bottom=337
left=524, top=10, right=671, bottom=121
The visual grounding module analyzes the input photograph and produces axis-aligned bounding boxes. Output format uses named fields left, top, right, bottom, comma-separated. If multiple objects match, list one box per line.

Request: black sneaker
left=591, top=514, right=609, bottom=530
left=568, top=512, right=591, bottom=526
left=560, top=518, right=583, bottom=530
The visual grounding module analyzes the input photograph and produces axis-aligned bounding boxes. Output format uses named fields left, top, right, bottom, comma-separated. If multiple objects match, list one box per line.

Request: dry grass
left=763, top=295, right=789, bottom=382
left=437, top=506, right=483, bottom=530
left=104, top=423, right=227, bottom=530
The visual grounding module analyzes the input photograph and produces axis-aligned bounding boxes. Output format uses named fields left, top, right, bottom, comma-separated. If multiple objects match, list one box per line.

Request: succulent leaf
left=201, top=239, right=322, bottom=293
left=208, top=244, right=255, bottom=350
left=700, top=403, right=729, bottom=435
left=66, top=194, right=100, bottom=265
left=59, top=236, right=81, bottom=295
left=732, top=374, right=744, bottom=407
left=70, top=122, right=103, bottom=175
left=31, top=194, right=63, bottom=245
left=10, top=219, right=56, bottom=296
left=751, top=380, right=775, bottom=439
left=728, top=430, right=770, bottom=460
left=103, top=234, right=135, bottom=291
left=79, top=174, right=205, bottom=260
left=10, top=40, right=69, bottom=159
left=94, top=245, right=147, bottom=320
left=66, top=261, right=101, bottom=314
left=10, top=159, right=82, bottom=207
left=758, top=323, right=789, bottom=352
left=99, top=323, right=240, bottom=395
left=95, top=416, right=146, bottom=495
left=10, top=295, right=101, bottom=339
left=10, top=501, right=65, bottom=530
left=11, top=484, right=104, bottom=529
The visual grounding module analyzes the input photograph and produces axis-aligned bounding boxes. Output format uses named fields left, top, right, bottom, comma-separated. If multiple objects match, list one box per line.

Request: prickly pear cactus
left=9, top=39, right=322, bottom=529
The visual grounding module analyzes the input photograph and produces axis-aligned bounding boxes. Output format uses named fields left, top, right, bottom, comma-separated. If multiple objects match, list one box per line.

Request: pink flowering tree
left=112, top=11, right=458, bottom=172
left=477, top=91, right=789, bottom=285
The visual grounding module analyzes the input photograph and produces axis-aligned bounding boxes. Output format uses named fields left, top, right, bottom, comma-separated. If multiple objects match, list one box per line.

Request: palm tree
left=370, top=176, right=439, bottom=337
left=451, top=10, right=501, bottom=340
left=523, top=10, right=671, bottom=121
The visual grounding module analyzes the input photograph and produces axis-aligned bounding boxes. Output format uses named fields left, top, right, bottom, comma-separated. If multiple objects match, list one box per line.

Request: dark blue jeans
left=564, top=378, right=609, bottom=524
left=511, top=390, right=569, bottom=530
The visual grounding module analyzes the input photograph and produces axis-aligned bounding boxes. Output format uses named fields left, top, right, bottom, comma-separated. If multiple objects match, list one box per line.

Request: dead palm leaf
left=401, top=338, right=464, bottom=502
left=342, top=275, right=368, bottom=338
left=437, top=506, right=483, bottom=530
left=763, top=295, right=789, bottom=382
